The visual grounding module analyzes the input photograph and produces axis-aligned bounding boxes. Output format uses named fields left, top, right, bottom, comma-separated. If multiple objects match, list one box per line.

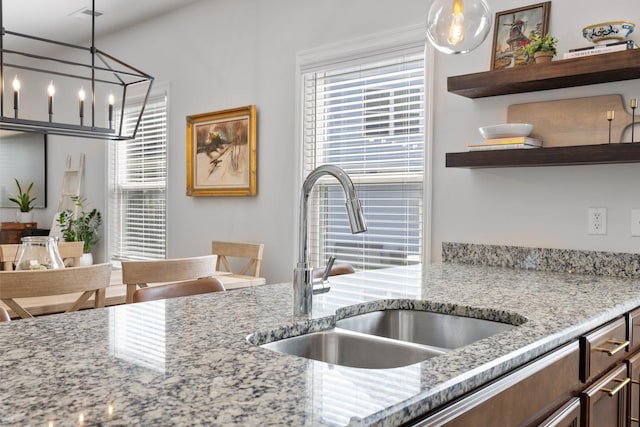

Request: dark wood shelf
left=447, top=49, right=640, bottom=98
left=446, top=143, right=640, bottom=168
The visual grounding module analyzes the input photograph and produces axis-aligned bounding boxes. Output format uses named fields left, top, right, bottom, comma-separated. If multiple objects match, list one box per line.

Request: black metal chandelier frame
left=0, top=0, right=154, bottom=140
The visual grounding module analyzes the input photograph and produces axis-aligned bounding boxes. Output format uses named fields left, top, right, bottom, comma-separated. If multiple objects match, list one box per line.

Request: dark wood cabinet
left=0, top=227, right=49, bottom=244
left=414, top=307, right=640, bottom=427
left=411, top=342, right=581, bottom=426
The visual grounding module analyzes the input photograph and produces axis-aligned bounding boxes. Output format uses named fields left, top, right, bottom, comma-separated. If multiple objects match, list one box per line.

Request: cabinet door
left=628, top=308, right=640, bottom=354
left=538, top=398, right=580, bottom=427
left=581, top=364, right=629, bottom=427
left=629, top=351, right=640, bottom=426
left=411, top=342, right=581, bottom=426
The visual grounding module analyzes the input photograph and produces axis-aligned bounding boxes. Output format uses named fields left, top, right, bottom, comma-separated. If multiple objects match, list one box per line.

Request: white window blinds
left=109, top=93, right=167, bottom=261
left=302, top=52, right=425, bottom=271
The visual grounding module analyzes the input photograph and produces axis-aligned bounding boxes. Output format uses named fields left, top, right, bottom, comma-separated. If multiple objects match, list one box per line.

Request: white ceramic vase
left=79, top=253, right=93, bottom=266
left=16, top=211, right=34, bottom=223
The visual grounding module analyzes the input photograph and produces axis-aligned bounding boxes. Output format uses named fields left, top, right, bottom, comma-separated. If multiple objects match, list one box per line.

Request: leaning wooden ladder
left=50, top=154, right=85, bottom=237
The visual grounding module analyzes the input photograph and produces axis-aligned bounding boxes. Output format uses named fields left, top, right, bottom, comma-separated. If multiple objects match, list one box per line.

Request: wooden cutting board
left=507, top=94, right=633, bottom=147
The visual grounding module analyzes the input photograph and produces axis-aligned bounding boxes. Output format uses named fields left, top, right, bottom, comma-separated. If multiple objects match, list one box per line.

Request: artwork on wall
left=490, top=2, right=551, bottom=70
left=186, top=105, right=257, bottom=197
left=0, top=131, right=47, bottom=208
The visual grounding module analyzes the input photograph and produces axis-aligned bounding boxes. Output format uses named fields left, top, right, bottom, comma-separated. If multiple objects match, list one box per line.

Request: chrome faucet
left=293, top=165, right=367, bottom=315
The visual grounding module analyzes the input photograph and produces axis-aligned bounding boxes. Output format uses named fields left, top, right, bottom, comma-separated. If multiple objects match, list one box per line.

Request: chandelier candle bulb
left=78, top=87, right=86, bottom=125
left=108, top=93, right=114, bottom=127
left=12, top=76, right=20, bottom=117
left=47, top=81, right=55, bottom=120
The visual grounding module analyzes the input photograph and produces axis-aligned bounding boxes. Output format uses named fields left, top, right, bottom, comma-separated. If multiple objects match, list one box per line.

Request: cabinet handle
left=630, top=417, right=640, bottom=423
left=601, top=377, right=631, bottom=396
left=594, top=339, right=630, bottom=356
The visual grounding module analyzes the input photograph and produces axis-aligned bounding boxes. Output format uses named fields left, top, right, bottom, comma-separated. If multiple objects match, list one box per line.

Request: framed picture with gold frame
left=490, top=2, right=551, bottom=70
left=186, top=105, right=257, bottom=197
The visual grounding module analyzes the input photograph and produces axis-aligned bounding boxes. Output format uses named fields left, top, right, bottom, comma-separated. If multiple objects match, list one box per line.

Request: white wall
left=430, top=0, right=640, bottom=260
left=5, top=0, right=639, bottom=283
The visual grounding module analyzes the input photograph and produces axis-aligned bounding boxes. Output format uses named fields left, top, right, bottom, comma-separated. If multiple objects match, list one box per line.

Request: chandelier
left=0, top=0, right=154, bottom=140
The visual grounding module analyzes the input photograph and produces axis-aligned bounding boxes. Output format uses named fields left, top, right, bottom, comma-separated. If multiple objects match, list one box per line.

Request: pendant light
left=426, top=0, right=492, bottom=55
left=0, top=0, right=154, bottom=140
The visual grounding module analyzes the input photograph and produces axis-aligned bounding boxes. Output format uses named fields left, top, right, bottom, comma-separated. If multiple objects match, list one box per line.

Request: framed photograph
left=490, top=2, right=551, bottom=70
left=186, top=105, right=257, bottom=197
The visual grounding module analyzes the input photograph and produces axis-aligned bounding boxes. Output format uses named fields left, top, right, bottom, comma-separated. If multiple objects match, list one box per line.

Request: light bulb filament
left=448, top=0, right=465, bottom=46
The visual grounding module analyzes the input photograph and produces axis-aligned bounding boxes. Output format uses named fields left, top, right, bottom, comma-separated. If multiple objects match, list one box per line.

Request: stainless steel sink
left=258, top=309, right=518, bottom=369
left=335, top=309, right=515, bottom=350
left=260, top=327, right=445, bottom=369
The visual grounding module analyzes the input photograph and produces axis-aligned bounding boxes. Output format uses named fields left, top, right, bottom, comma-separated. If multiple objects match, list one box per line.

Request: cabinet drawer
left=580, top=363, right=629, bottom=427
left=580, top=317, right=629, bottom=383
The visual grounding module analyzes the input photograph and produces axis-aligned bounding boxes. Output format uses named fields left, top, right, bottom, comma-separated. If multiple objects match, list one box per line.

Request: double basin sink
left=257, top=309, right=519, bottom=369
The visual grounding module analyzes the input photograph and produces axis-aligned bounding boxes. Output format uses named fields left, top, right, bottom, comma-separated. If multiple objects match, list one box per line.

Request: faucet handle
left=321, top=256, right=336, bottom=281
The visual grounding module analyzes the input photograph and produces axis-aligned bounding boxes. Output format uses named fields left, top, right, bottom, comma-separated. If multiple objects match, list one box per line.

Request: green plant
left=56, top=196, right=102, bottom=253
left=525, top=33, right=558, bottom=57
left=8, top=179, right=36, bottom=212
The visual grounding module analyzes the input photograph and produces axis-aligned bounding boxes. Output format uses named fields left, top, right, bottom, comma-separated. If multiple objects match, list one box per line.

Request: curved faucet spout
left=298, top=164, right=367, bottom=267
left=294, top=164, right=367, bottom=316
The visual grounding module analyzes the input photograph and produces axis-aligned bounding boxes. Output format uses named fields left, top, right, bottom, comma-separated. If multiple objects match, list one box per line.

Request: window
left=301, top=45, right=425, bottom=271
left=109, top=91, right=167, bottom=262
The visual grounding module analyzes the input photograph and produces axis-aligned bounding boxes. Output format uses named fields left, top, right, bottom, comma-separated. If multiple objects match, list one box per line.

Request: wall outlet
left=632, top=209, right=640, bottom=237
left=588, top=207, right=607, bottom=235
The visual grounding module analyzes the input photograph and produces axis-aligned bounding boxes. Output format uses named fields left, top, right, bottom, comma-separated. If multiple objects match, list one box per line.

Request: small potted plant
left=56, top=196, right=102, bottom=265
left=8, top=178, right=36, bottom=223
left=525, top=33, right=558, bottom=64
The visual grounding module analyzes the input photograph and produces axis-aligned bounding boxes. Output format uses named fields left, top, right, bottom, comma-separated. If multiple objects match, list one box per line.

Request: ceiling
left=2, top=0, right=203, bottom=45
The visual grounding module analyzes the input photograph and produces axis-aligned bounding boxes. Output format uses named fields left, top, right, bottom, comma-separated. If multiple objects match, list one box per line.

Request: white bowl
left=582, top=21, right=635, bottom=44
left=478, top=123, right=533, bottom=139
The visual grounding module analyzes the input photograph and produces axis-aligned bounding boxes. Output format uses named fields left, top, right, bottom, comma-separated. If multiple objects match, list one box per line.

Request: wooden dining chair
left=121, top=255, right=218, bottom=303
left=211, top=241, right=264, bottom=278
left=0, top=244, right=14, bottom=270
left=132, top=277, right=225, bottom=303
left=313, top=262, right=355, bottom=279
left=0, top=263, right=113, bottom=319
left=0, top=307, right=11, bottom=322
left=0, top=241, right=84, bottom=270
left=58, top=241, right=84, bottom=267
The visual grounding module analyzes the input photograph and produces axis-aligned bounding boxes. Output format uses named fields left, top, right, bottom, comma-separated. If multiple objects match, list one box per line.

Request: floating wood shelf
left=447, top=49, right=640, bottom=98
left=445, top=143, right=640, bottom=168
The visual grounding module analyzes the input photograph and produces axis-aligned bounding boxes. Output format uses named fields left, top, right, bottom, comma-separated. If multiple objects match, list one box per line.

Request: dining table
left=0, top=267, right=266, bottom=317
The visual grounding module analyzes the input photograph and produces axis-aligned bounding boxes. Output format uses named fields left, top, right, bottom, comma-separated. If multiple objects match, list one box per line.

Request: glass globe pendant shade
left=426, top=0, right=492, bottom=54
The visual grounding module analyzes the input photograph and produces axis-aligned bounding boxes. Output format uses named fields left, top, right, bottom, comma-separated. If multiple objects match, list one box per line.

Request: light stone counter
left=2, top=259, right=640, bottom=426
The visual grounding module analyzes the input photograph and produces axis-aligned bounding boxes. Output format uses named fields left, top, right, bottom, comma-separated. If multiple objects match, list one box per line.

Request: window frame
left=107, top=86, right=169, bottom=264
left=295, top=25, right=434, bottom=270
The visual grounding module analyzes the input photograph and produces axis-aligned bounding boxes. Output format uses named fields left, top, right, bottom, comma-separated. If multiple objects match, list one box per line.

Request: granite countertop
left=2, top=261, right=640, bottom=426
